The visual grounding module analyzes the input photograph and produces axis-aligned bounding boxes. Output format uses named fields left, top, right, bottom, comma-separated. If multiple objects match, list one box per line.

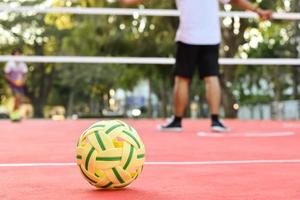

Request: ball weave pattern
left=76, top=120, right=145, bottom=188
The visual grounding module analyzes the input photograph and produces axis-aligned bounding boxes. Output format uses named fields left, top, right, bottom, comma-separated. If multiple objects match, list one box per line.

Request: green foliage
left=0, top=0, right=299, bottom=118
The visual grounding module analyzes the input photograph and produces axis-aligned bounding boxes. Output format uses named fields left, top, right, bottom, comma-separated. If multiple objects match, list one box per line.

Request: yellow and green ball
left=76, top=120, right=145, bottom=189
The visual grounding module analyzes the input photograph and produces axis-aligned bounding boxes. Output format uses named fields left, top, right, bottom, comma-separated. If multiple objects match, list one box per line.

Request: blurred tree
left=0, top=0, right=298, bottom=119
left=0, top=0, right=72, bottom=117
left=49, top=0, right=177, bottom=117
left=218, top=0, right=300, bottom=118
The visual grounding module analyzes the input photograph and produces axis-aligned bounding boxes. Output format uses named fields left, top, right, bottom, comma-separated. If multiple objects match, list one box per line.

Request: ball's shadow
left=87, top=187, right=168, bottom=199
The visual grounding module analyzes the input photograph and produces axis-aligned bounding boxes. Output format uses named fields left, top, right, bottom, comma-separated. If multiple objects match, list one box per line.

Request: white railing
left=1, top=5, right=299, bottom=66
left=0, top=6, right=300, bottom=20
left=0, top=56, right=299, bottom=66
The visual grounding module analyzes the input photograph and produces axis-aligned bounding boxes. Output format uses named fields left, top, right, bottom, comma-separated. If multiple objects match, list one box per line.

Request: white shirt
left=4, top=60, right=28, bottom=81
left=175, top=0, right=230, bottom=45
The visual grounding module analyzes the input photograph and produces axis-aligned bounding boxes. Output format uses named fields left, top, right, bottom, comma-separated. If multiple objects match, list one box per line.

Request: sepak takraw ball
left=76, top=120, right=145, bottom=189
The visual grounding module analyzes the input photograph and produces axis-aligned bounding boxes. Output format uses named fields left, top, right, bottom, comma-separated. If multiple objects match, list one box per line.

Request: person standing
left=4, top=48, right=28, bottom=121
left=122, top=0, right=272, bottom=132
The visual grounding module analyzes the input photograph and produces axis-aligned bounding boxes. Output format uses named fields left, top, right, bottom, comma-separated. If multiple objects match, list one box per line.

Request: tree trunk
left=272, top=67, right=283, bottom=119
left=67, top=89, right=75, bottom=117
left=34, top=68, right=45, bottom=117
left=220, top=70, right=238, bottom=118
left=292, top=68, right=300, bottom=100
left=160, top=78, right=168, bottom=118
left=147, top=79, right=153, bottom=118
left=26, top=43, right=55, bottom=118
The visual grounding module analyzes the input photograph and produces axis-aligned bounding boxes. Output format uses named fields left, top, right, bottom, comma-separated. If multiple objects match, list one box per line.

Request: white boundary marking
left=0, top=160, right=300, bottom=167
left=197, top=131, right=295, bottom=138
left=283, top=123, right=300, bottom=128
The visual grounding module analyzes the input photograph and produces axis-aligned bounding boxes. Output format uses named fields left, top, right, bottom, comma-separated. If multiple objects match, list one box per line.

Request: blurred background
left=0, top=0, right=299, bottom=120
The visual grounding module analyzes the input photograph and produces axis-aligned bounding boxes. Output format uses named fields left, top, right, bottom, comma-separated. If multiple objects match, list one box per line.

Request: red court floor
left=0, top=119, right=299, bottom=200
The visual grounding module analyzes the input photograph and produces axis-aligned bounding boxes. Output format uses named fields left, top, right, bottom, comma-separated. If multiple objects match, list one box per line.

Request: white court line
left=1, top=160, right=300, bottom=167
left=197, top=131, right=295, bottom=138
left=283, top=123, right=300, bottom=128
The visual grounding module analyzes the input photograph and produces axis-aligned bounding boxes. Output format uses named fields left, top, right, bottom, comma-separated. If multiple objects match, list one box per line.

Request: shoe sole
left=157, top=125, right=182, bottom=132
left=211, top=126, right=230, bottom=133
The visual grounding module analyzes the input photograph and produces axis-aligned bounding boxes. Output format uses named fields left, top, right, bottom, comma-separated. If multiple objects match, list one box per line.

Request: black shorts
left=175, top=42, right=220, bottom=79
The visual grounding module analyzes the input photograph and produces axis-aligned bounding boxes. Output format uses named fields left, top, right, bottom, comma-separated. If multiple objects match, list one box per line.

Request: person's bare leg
left=174, top=76, right=190, bottom=117
left=159, top=76, right=190, bottom=131
left=204, top=76, right=220, bottom=115
left=204, top=76, right=228, bottom=132
left=14, top=93, right=21, bottom=111
left=10, top=93, right=22, bottom=121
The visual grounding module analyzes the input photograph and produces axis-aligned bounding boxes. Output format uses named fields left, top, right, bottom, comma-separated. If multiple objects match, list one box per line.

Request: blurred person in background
left=4, top=48, right=28, bottom=121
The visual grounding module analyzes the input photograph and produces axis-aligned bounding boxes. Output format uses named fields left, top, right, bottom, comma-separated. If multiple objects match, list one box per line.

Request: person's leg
left=204, top=76, right=221, bottom=115
left=198, top=44, right=228, bottom=132
left=204, top=76, right=228, bottom=132
left=159, top=76, right=190, bottom=131
left=14, top=93, right=21, bottom=111
left=10, top=88, right=24, bottom=121
left=174, top=76, right=191, bottom=118
left=159, top=42, right=197, bottom=131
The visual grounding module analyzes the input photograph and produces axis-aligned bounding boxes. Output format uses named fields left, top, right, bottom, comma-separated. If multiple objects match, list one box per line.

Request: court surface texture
left=0, top=119, right=299, bottom=200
